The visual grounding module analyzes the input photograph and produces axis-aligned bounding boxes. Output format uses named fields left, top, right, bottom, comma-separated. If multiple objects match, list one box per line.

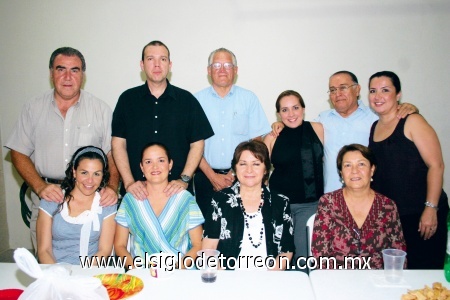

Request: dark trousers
left=194, top=169, right=231, bottom=217
left=400, top=205, right=448, bottom=269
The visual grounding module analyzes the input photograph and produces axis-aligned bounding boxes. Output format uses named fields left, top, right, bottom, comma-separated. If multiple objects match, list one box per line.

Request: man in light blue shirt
left=271, top=71, right=417, bottom=193
left=317, top=71, right=378, bottom=192
left=194, top=48, right=271, bottom=215
left=318, top=71, right=416, bottom=192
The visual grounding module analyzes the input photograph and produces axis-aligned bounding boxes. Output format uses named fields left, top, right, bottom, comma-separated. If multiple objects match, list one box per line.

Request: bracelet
left=424, top=201, right=439, bottom=210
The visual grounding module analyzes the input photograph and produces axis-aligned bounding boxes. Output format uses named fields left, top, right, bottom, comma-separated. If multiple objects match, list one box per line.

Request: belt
left=42, top=177, right=64, bottom=185
left=212, top=168, right=231, bottom=175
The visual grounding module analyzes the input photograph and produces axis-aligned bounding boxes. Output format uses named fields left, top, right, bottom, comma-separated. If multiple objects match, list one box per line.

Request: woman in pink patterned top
left=311, top=144, right=406, bottom=269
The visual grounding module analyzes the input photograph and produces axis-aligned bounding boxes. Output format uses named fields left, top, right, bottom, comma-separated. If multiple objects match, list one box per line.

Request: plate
left=0, top=289, right=24, bottom=300
left=94, top=273, right=144, bottom=300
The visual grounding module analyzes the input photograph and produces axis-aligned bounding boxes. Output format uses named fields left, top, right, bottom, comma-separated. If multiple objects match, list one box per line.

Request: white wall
left=1, top=0, right=449, bottom=248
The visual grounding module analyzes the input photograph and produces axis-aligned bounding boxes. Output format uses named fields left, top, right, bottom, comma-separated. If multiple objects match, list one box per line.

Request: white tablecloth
left=310, top=269, right=450, bottom=300
left=127, top=268, right=316, bottom=299
left=2, top=261, right=449, bottom=300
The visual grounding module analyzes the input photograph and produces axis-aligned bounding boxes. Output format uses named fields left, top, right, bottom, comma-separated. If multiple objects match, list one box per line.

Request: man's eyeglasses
left=210, top=62, right=235, bottom=70
left=353, top=228, right=362, bottom=255
left=328, top=84, right=357, bottom=95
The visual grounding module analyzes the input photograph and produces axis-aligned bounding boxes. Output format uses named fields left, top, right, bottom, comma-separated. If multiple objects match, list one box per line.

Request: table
left=0, top=263, right=124, bottom=290
left=310, top=269, right=450, bottom=300
left=127, top=268, right=316, bottom=300
left=3, top=261, right=447, bottom=300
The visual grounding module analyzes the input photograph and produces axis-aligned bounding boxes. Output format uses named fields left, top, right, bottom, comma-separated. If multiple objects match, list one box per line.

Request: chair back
left=19, top=182, right=32, bottom=228
left=306, top=213, right=316, bottom=257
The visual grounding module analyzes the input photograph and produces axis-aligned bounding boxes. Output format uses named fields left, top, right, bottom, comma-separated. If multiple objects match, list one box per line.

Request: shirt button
left=65, top=143, right=68, bottom=146
left=155, top=131, right=157, bottom=133
left=155, top=102, right=158, bottom=104
left=155, top=116, right=158, bottom=118
left=221, top=138, right=224, bottom=141
left=65, top=159, right=68, bottom=162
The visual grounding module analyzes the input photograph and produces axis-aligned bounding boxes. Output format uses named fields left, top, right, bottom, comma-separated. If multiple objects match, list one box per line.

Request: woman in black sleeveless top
left=368, top=71, right=448, bottom=269
left=264, top=90, right=324, bottom=270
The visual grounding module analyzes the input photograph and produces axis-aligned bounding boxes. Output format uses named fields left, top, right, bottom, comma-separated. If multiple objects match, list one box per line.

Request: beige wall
left=0, top=127, right=10, bottom=252
left=1, top=0, right=449, bottom=248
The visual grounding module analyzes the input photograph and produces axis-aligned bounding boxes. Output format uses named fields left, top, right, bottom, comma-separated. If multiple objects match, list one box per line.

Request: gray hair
left=207, top=48, right=237, bottom=66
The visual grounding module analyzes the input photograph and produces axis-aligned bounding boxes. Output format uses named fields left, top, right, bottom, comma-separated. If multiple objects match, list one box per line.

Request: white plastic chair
left=306, top=213, right=316, bottom=257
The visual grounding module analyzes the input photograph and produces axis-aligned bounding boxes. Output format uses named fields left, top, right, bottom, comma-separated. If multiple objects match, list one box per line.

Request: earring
left=371, top=178, right=373, bottom=182
left=169, top=171, right=171, bottom=175
left=143, top=173, right=145, bottom=178
left=340, top=179, right=344, bottom=184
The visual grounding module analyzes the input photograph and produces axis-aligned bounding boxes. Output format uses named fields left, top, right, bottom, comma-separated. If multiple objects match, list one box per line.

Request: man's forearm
left=181, top=140, right=204, bottom=177
left=198, top=156, right=216, bottom=179
left=10, top=150, right=46, bottom=195
left=106, top=152, right=120, bottom=191
left=111, top=137, right=135, bottom=189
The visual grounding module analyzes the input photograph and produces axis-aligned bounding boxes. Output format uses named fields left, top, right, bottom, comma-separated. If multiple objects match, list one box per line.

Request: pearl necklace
left=238, top=187, right=265, bottom=248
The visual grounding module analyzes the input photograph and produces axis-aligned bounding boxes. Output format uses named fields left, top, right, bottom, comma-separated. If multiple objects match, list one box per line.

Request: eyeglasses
left=328, top=84, right=357, bottom=95
left=209, top=62, right=235, bottom=70
left=353, top=228, right=362, bottom=255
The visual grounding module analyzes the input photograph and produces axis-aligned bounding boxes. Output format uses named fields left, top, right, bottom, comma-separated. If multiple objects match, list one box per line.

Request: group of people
left=4, top=41, right=447, bottom=271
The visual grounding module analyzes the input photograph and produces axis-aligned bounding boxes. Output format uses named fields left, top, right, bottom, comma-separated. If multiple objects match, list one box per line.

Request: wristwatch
left=180, top=174, right=191, bottom=183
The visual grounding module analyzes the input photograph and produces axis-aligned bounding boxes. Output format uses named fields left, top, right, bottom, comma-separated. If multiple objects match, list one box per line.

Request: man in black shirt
left=112, top=40, right=213, bottom=199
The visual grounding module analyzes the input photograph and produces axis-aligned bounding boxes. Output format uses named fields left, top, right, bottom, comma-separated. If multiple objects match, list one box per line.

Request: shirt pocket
left=75, top=124, right=94, bottom=146
left=232, top=113, right=249, bottom=135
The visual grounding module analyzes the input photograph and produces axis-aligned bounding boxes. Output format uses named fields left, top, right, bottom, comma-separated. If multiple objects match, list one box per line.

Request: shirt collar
left=141, top=79, right=176, bottom=100
left=210, top=84, right=235, bottom=98
left=51, top=89, right=82, bottom=107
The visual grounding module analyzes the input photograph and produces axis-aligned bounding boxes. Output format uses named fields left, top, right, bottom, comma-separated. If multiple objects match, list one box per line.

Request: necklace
left=238, top=187, right=265, bottom=248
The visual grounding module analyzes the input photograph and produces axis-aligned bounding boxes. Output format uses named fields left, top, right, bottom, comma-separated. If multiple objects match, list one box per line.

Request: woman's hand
left=418, top=207, right=438, bottom=240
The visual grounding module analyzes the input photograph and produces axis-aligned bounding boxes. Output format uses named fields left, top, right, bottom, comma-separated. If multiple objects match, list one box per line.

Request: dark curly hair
left=57, top=146, right=109, bottom=212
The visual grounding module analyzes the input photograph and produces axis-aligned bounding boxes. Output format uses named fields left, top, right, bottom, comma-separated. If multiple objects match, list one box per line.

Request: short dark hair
left=231, top=140, right=271, bottom=182
left=336, top=144, right=377, bottom=172
left=141, top=40, right=170, bottom=61
left=275, top=90, right=305, bottom=113
left=49, top=47, right=86, bottom=71
left=331, top=70, right=358, bottom=84
left=140, top=142, right=172, bottom=162
left=369, top=71, right=402, bottom=94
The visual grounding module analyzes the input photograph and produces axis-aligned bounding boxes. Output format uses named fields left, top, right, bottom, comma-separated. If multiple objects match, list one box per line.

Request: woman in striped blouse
left=114, top=142, right=204, bottom=270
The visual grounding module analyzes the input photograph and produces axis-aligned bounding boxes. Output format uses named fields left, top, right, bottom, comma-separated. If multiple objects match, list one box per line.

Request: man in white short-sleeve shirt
left=5, top=47, right=119, bottom=251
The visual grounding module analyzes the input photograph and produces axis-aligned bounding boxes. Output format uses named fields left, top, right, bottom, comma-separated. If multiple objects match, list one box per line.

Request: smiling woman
left=311, top=144, right=406, bottom=269
left=368, top=71, right=449, bottom=269
left=263, top=90, right=324, bottom=270
left=202, top=140, right=294, bottom=270
left=114, top=142, right=204, bottom=270
left=36, top=146, right=117, bottom=265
